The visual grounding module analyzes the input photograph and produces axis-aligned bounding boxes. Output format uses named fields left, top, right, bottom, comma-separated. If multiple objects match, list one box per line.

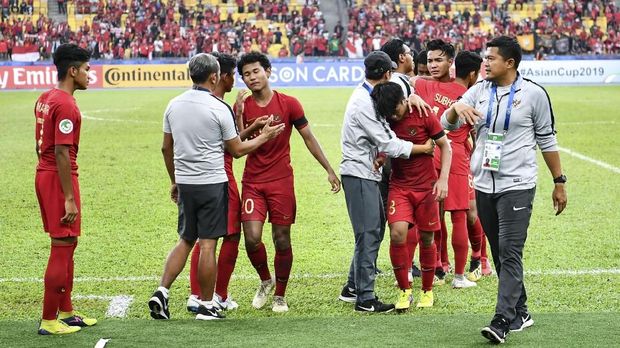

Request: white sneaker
left=214, top=293, right=239, bottom=310
left=272, top=296, right=289, bottom=313
left=252, top=277, right=275, bottom=309
left=186, top=294, right=201, bottom=313
left=452, top=275, right=477, bottom=289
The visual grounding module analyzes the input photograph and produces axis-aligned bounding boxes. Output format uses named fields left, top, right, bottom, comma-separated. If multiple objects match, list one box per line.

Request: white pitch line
left=83, top=107, right=140, bottom=114
left=74, top=295, right=134, bottom=318
left=558, top=146, right=620, bottom=174
left=561, top=121, right=617, bottom=125
left=2, top=269, right=619, bottom=284
left=82, top=114, right=159, bottom=124
left=526, top=269, right=620, bottom=276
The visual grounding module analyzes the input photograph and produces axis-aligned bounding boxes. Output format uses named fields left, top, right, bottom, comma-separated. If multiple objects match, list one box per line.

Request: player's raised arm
left=225, top=116, right=285, bottom=158
left=239, top=115, right=270, bottom=141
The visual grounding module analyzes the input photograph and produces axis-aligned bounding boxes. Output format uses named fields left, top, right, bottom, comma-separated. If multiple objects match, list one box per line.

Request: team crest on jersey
left=512, top=99, right=521, bottom=108
left=273, top=115, right=282, bottom=123
left=59, top=119, right=73, bottom=134
left=408, top=127, right=417, bottom=136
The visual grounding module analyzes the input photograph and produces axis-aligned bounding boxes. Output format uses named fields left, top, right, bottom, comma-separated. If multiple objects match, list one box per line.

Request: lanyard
left=485, top=81, right=517, bottom=133
left=362, top=81, right=373, bottom=94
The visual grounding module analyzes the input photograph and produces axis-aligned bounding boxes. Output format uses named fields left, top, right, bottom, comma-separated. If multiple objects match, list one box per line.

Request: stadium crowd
left=1, top=0, right=620, bottom=60
left=346, top=0, right=620, bottom=56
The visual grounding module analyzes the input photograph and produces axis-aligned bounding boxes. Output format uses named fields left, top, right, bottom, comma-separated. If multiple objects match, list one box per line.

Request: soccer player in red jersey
left=451, top=51, right=493, bottom=281
left=381, top=38, right=422, bottom=283
left=34, top=44, right=97, bottom=335
left=413, top=40, right=487, bottom=287
left=186, top=52, right=272, bottom=312
left=237, top=52, right=341, bottom=312
left=371, top=81, right=451, bottom=310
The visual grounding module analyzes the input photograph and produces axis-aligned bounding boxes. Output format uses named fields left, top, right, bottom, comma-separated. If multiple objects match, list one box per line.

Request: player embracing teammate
left=371, top=82, right=452, bottom=311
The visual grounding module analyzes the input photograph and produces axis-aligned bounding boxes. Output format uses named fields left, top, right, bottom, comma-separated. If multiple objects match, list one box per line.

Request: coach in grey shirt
left=339, top=51, right=432, bottom=313
left=442, top=36, right=567, bottom=343
left=149, top=53, right=284, bottom=321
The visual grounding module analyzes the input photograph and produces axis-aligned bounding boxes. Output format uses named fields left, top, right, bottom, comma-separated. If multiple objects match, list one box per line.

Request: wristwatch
left=553, top=174, right=567, bottom=184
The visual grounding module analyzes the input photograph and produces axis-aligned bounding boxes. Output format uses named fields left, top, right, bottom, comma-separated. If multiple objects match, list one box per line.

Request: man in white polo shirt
left=148, top=53, right=284, bottom=321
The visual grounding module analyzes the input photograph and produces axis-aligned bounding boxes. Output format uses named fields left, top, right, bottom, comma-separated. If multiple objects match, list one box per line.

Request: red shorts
left=387, top=186, right=440, bottom=232
left=241, top=175, right=296, bottom=225
left=35, top=171, right=81, bottom=238
left=227, top=179, right=241, bottom=235
left=443, top=173, right=474, bottom=211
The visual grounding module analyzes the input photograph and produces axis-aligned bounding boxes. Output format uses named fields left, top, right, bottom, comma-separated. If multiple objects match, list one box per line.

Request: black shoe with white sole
left=338, top=286, right=357, bottom=303
left=354, top=298, right=395, bottom=313
left=481, top=315, right=510, bottom=344
left=195, top=305, right=225, bottom=320
left=510, top=311, right=534, bottom=332
left=148, top=290, right=170, bottom=320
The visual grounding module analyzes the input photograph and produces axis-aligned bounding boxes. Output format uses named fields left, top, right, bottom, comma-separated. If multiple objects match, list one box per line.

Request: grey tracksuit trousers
left=343, top=175, right=385, bottom=303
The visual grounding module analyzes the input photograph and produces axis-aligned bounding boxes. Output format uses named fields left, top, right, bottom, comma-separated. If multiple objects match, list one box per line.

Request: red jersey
left=240, top=91, right=307, bottom=184
left=35, top=88, right=81, bottom=174
left=224, top=153, right=234, bottom=182
left=416, top=79, right=472, bottom=175
left=388, top=111, right=445, bottom=191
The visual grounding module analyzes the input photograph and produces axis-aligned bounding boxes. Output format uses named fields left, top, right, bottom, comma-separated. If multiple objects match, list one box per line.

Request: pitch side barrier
left=1, top=58, right=619, bottom=89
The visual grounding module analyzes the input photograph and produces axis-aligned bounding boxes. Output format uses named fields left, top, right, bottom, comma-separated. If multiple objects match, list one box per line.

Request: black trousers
left=476, top=187, right=536, bottom=322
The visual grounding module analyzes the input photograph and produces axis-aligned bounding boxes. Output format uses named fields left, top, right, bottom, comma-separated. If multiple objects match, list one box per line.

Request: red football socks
left=42, top=244, right=73, bottom=320
left=441, top=219, right=449, bottom=269
left=274, top=247, right=293, bottom=297
left=419, top=240, right=437, bottom=292
left=406, top=227, right=418, bottom=267
left=468, top=217, right=483, bottom=259
left=451, top=211, right=469, bottom=275
left=434, top=224, right=445, bottom=269
left=215, top=239, right=240, bottom=300
left=247, top=242, right=272, bottom=281
left=59, top=242, right=77, bottom=313
left=390, top=242, right=410, bottom=289
left=189, top=243, right=201, bottom=297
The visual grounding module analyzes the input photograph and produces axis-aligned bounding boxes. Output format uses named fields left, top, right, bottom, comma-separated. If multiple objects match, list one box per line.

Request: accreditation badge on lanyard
left=482, top=82, right=517, bottom=172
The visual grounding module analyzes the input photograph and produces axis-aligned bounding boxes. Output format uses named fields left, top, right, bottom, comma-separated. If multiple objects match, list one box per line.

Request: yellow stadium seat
left=268, top=43, right=282, bottom=57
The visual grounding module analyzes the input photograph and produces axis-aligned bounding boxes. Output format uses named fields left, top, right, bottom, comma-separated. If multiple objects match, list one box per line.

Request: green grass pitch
left=0, top=86, right=619, bottom=347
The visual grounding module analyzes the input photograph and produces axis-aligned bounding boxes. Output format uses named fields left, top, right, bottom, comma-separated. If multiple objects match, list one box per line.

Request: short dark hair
left=365, top=69, right=384, bottom=81
left=237, top=51, right=271, bottom=75
left=370, top=82, right=404, bottom=120
left=188, top=53, right=219, bottom=84
left=426, top=39, right=455, bottom=59
left=211, top=51, right=237, bottom=75
left=414, top=49, right=427, bottom=75
left=455, top=50, right=483, bottom=79
left=486, top=36, right=522, bottom=68
left=53, top=44, right=91, bottom=80
left=380, top=38, right=405, bottom=64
